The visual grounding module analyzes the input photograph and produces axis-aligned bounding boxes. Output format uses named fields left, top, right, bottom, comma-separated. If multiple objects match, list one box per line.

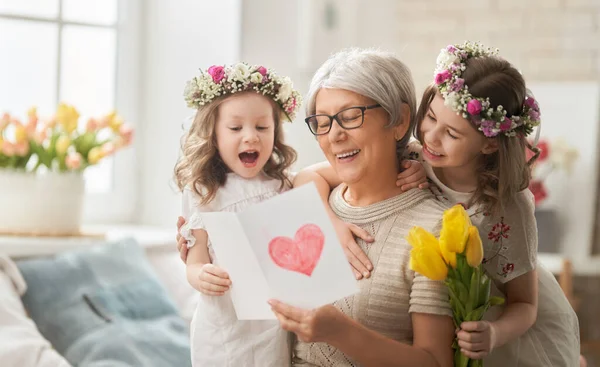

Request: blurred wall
left=137, top=0, right=242, bottom=226
left=393, top=0, right=600, bottom=88
left=136, top=0, right=600, bottom=229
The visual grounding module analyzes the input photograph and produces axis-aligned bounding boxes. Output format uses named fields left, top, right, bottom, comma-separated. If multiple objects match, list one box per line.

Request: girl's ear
left=481, top=138, right=499, bottom=155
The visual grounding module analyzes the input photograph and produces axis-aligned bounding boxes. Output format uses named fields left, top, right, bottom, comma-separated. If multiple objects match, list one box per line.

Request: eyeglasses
left=304, top=104, right=383, bottom=135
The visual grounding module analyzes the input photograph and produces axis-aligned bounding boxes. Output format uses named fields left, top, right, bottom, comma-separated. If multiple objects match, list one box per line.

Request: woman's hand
left=269, top=300, right=345, bottom=343
left=332, top=216, right=374, bottom=279
left=187, top=263, right=231, bottom=296
left=456, top=321, right=498, bottom=360
left=396, top=160, right=429, bottom=191
left=176, top=216, right=188, bottom=262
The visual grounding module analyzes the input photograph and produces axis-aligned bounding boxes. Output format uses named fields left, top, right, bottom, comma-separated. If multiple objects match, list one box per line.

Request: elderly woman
left=175, top=49, right=454, bottom=366
left=266, top=48, right=454, bottom=367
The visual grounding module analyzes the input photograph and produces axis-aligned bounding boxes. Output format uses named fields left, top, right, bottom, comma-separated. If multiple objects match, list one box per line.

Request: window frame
left=0, top=0, right=141, bottom=223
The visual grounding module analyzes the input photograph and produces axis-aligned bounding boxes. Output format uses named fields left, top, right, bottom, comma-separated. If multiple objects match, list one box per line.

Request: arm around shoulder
left=294, top=161, right=341, bottom=191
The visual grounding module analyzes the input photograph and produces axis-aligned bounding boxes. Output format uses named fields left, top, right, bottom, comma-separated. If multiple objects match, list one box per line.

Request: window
left=0, top=0, right=141, bottom=223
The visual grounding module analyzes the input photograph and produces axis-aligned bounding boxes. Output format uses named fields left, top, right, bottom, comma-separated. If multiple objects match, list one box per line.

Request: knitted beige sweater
left=292, top=186, right=452, bottom=367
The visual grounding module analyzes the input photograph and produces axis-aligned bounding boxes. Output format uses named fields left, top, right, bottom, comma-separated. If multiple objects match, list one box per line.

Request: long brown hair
left=415, top=56, right=539, bottom=214
left=174, top=92, right=297, bottom=205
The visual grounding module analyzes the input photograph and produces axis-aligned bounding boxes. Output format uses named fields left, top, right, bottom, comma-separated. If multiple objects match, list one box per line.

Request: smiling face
left=314, top=88, right=405, bottom=186
left=215, top=92, right=275, bottom=178
left=419, top=94, right=497, bottom=171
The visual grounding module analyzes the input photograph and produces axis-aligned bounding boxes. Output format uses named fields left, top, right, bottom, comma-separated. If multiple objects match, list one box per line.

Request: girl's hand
left=268, top=300, right=344, bottom=343
left=332, top=216, right=374, bottom=280
left=176, top=216, right=188, bottom=262
left=189, top=263, right=232, bottom=296
left=396, top=160, right=429, bottom=191
left=456, top=321, right=498, bottom=360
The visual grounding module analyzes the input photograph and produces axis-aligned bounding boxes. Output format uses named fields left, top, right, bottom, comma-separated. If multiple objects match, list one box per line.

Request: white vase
left=0, top=170, right=85, bottom=235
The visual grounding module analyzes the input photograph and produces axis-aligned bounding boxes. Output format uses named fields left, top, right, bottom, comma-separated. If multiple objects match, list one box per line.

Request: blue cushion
left=17, top=238, right=191, bottom=367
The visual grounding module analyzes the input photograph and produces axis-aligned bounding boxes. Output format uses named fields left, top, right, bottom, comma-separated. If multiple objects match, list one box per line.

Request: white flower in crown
left=250, top=72, right=264, bottom=84
left=183, top=80, right=197, bottom=103
left=230, top=63, right=251, bottom=82
left=444, top=92, right=460, bottom=109
left=276, top=77, right=293, bottom=102
left=436, top=49, right=460, bottom=74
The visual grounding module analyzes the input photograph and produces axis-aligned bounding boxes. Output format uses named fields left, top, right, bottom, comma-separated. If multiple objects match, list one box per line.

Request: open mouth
left=239, top=150, right=259, bottom=167
left=424, top=145, right=444, bottom=158
left=336, top=149, right=360, bottom=161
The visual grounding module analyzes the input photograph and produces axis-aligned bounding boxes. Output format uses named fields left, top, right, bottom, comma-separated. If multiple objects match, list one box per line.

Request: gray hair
left=306, top=48, right=417, bottom=154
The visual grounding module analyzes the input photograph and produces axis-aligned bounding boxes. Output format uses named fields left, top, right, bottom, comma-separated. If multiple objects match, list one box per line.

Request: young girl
left=408, top=42, right=580, bottom=367
left=173, top=63, right=301, bottom=367
left=303, top=42, right=580, bottom=366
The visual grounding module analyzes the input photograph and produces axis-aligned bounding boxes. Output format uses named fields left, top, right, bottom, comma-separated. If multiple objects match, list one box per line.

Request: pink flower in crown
left=467, top=99, right=482, bottom=115
left=481, top=127, right=495, bottom=137
left=450, top=78, right=465, bottom=91
left=446, top=45, right=457, bottom=53
left=500, top=117, right=512, bottom=131
left=207, top=65, right=225, bottom=83
left=286, top=98, right=297, bottom=113
left=480, top=120, right=496, bottom=137
left=524, top=97, right=537, bottom=109
left=481, top=120, right=495, bottom=129
left=528, top=109, right=540, bottom=121
left=435, top=70, right=452, bottom=85
left=257, top=66, right=267, bottom=76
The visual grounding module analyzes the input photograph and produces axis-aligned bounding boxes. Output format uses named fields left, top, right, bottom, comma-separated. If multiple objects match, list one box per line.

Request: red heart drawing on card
left=268, top=224, right=324, bottom=276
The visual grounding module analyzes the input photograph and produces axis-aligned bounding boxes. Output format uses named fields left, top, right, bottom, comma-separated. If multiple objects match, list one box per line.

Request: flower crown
left=183, top=63, right=302, bottom=121
left=433, top=42, right=541, bottom=138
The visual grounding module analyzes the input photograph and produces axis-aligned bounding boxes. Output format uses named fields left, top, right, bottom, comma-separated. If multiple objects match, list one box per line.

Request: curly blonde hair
left=174, top=93, right=297, bottom=205
left=415, top=56, right=539, bottom=214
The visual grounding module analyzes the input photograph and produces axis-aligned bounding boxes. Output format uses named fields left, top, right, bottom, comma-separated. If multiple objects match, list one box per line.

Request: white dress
left=180, top=172, right=292, bottom=367
left=406, top=141, right=580, bottom=366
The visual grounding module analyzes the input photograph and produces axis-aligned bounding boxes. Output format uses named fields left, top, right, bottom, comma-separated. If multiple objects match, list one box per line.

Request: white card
left=202, top=183, right=359, bottom=320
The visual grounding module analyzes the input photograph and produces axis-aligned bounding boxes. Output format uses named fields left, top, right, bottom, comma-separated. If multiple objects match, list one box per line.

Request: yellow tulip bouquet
left=0, top=103, right=133, bottom=172
left=407, top=204, right=504, bottom=367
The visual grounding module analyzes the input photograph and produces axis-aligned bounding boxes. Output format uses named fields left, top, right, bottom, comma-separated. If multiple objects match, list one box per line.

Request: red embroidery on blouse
left=502, top=263, right=515, bottom=275
left=484, top=217, right=511, bottom=265
left=487, top=217, right=511, bottom=243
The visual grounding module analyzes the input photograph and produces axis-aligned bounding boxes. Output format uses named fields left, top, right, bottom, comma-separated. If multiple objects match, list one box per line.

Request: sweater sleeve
left=409, top=273, right=452, bottom=316
left=408, top=218, right=452, bottom=316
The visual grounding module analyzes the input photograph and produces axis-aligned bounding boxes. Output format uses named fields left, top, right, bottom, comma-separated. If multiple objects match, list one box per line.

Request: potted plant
left=0, top=103, right=133, bottom=235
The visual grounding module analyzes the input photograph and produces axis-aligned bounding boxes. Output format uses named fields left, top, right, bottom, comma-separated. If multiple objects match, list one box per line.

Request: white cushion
left=145, top=249, right=198, bottom=323
left=0, top=255, right=71, bottom=367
